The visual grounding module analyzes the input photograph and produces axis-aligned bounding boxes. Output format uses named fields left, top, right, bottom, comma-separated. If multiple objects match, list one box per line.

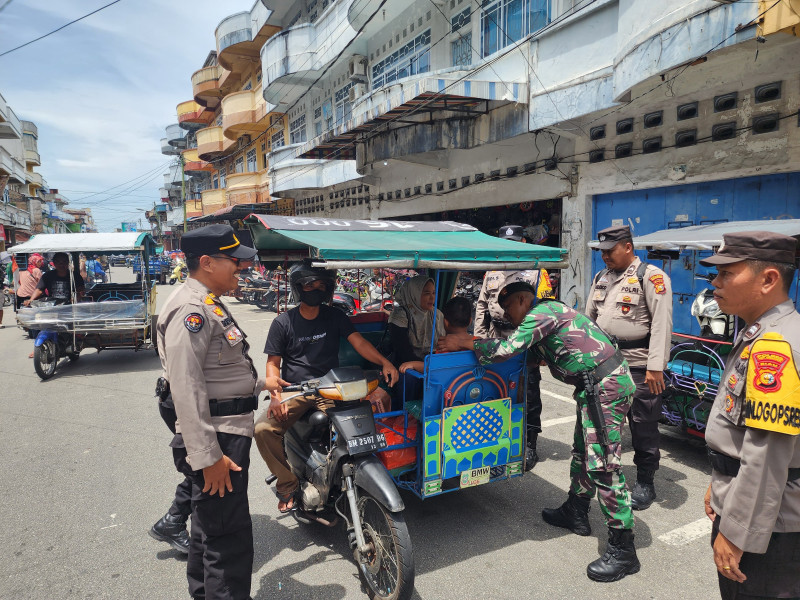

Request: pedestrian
left=437, top=274, right=640, bottom=582
left=700, top=231, right=800, bottom=600
left=254, top=260, right=398, bottom=513
left=474, top=224, right=553, bottom=470
left=157, top=224, right=277, bottom=600
left=586, top=225, right=673, bottom=510
left=16, top=253, right=44, bottom=309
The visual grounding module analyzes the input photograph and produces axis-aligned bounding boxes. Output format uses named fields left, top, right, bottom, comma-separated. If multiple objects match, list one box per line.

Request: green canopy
left=244, top=215, right=567, bottom=270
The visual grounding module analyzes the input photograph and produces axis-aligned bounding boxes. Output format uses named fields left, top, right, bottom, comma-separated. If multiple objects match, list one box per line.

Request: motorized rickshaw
left=618, top=219, right=800, bottom=438
left=12, top=232, right=160, bottom=380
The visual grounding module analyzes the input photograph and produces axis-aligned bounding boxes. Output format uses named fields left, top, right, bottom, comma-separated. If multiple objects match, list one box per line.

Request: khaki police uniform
left=587, top=255, right=672, bottom=483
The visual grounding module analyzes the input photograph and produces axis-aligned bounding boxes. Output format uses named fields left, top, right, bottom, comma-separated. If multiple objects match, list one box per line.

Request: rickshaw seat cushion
left=667, top=359, right=722, bottom=385
left=350, top=311, right=388, bottom=333
left=338, top=332, right=384, bottom=369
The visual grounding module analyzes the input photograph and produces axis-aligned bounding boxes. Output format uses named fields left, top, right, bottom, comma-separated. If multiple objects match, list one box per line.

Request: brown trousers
left=254, top=393, right=334, bottom=498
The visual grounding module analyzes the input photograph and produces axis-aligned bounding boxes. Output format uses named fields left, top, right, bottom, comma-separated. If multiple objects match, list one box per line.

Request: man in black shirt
left=255, top=261, right=398, bottom=512
left=24, top=252, right=85, bottom=306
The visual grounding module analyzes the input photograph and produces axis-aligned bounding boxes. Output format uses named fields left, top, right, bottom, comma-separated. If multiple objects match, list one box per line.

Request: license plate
left=460, top=466, right=491, bottom=488
left=347, top=433, right=387, bottom=454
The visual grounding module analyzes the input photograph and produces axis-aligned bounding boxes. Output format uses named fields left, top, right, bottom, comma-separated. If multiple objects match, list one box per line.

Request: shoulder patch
left=744, top=333, right=800, bottom=435
left=212, top=306, right=225, bottom=317
left=204, top=295, right=216, bottom=305
left=184, top=313, right=205, bottom=333
left=649, top=274, right=666, bottom=295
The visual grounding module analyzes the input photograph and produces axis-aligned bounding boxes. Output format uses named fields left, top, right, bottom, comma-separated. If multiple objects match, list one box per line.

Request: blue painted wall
left=592, top=172, right=800, bottom=334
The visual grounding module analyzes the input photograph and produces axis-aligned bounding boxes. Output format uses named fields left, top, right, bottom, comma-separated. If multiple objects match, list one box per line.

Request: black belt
left=591, top=350, right=626, bottom=382
left=708, top=448, right=800, bottom=481
left=209, top=396, right=258, bottom=417
left=616, top=334, right=650, bottom=350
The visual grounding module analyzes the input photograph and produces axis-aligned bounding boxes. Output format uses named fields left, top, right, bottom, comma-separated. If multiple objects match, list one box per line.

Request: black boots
left=149, top=512, right=190, bottom=554
left=630, top=469, right=656, bottom=511
left=524, top=432, right=539, bottom=472
left=541, top=493, right=592, bottom=536
left=587, top=528, right=640, bottom=582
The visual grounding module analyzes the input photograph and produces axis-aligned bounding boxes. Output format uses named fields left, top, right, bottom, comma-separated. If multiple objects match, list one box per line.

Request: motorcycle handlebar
left=282, top=384, right=303, bottom=392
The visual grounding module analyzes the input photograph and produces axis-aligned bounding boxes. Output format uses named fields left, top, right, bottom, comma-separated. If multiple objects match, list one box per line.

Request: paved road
left=0, top=269, right=720, bottom=599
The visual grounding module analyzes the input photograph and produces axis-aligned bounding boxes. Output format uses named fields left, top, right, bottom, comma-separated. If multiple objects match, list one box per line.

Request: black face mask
left=299, top=288, right=327, bottom=307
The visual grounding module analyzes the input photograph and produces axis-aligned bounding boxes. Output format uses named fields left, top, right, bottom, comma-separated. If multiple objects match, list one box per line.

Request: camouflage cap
left=699, top=231, right=798, bottom=266
left=595, top=225, right=633, bottom=250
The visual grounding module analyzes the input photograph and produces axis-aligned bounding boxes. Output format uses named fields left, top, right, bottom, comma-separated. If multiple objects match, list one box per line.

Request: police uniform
left=157, top=225, right=260, bottom=600
left=700, top=232, right=800, bottom=599
left=473, top=280, right=640, bottom=582
left=587, top=225, right=672, bottom=509
left=475, top=225, right=553, bottom=469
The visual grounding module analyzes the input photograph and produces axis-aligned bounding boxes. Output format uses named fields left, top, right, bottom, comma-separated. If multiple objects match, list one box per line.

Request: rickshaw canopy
left=588, top=219, right=800, bottom=252
left=10, top=232, right=157, bottom=255
left=244, top=215, right=568, bottom=270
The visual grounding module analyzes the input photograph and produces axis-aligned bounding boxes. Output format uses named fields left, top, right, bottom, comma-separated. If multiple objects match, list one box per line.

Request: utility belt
left=155, top=377, right=257, bottom=433
left=708, top=448, right=800, bottom=481
left=588, top=350, right=626, bottom=384
left=616, top=334, right=650, bottom=350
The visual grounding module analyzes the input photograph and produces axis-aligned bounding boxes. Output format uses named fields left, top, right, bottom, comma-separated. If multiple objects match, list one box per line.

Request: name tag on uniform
left=225, top=326, right=244, bottom=346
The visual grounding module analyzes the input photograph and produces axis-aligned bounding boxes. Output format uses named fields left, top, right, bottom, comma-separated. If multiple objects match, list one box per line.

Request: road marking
left=541, top=416, right=575, bottom=428
left=541, top=389, right=575, bottom=405
left=658, top=517, right=712, bottom=546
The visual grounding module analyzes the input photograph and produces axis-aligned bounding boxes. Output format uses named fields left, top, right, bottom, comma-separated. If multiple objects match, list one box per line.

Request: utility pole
left=180, top=154, right=187, bottom=233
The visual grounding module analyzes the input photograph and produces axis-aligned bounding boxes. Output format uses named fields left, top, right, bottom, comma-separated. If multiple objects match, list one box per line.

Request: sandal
left=275, top=488, right=299, bottom=514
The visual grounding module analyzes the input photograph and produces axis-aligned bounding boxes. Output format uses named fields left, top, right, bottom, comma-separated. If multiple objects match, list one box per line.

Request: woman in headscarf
left=387, top=275, right=446, bottom=373
left=16, top=253, right=44, bottom=310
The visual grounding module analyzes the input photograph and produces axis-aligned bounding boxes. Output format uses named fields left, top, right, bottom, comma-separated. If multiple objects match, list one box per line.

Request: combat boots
left=524, top=432, right=539, bottom=472
left=587, top=528, right=640, bottom=582
left=630, top=469, right=656, bottom=511
left=541, top=493, right=591, bottom=536
left=149, top=512, right=190, bottom=554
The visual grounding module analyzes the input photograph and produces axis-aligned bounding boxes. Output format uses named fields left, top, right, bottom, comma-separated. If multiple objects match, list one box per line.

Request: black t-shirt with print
left=36, top=269, right=85, bottom=304
left=264, top=305, right=356, bottom=383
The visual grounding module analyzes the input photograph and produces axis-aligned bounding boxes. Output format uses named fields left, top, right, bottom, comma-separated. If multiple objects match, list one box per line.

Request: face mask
left=299, top=288, right=327, bottom=307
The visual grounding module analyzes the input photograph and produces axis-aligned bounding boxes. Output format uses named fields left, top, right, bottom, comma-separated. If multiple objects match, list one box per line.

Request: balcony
left=261, top=0, right=362, bottom=109
left=216, top=3, right=280, bottom=72
left=227, top=169, right=270, bottom=205
left=27, top=170, right=44, bottom=191
left=161, top=137, right=180, bottom=156
left=192, top=65, right=223, bottom=108
left=21, top=120, right=38, bottom=138
left=221, top=89, right=274, bottom=140
left=177, top=100, right=214, bottom=130
left=201, top=188, right=227, bottom=213
left=164, top=164, right=183, bottom=187
left=267, top=143, right=359, bottom=196
left=196, top=126, right=233, bottom=160
left=182, top=148, right=215, bottom=174
left=0, top=146, right=12, bottom=176
left=24, top=149, right=41, bottom=167
left=165, top=123, right=188, bottom=150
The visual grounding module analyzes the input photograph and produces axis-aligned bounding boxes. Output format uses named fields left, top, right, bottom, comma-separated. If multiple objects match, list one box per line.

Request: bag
left=376, top=305, right=409, bottom=361
left=376, top=415, right=418, bottom=471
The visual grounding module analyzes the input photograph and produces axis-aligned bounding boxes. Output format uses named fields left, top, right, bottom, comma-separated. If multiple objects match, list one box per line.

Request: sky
left=0, top=0, right=256, bottom=232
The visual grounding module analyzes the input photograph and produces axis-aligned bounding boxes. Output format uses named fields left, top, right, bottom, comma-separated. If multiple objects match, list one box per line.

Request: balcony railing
left=21, top=120, right=38, bottom=137
left=192, top=65, right=223, bottom=107
left=177, top=100, right=213, bottom=129
left=24, top=149, right=41, bottom=167
left=165, top=123, right=188, bottom=149
left=27, top=171, right=44, bottom=189
left=182, top=148, right=214, bottom=173
left=216, top=2, right=277, bottom=70
left=221, top=89, right=274, bottom=140
left=201, top=188, right=226, bottom=213
left=196, top=126, right=233, bottom=160
left=0, top=99, right=22, bottom=140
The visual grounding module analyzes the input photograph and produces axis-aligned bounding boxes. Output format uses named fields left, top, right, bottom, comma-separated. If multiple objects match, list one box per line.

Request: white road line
left=541, top=416, right=576, bottom=428
left=541, top=389, right=575, bottom=405
left=657, top=517, right=712, bottom=546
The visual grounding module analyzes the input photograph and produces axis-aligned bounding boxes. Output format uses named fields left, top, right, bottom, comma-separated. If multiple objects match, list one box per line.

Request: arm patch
left=649, top=274, right=666, bottom=295
left=184, top=313, right=205, bottom=333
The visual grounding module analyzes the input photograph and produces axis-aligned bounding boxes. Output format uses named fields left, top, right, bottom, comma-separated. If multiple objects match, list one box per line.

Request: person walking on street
left=587, top=225, right=672, bottom=510
left=438, top=274, right=640, bottom=582
left=700, top=231, right=800, bottom=600
left=157, top=224, right=276, bottom=600
left=474, top=224, right=553, bottom=470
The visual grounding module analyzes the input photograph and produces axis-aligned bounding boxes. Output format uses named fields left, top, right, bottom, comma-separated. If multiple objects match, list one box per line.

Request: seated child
left=398, top=296, right=475, bottom=373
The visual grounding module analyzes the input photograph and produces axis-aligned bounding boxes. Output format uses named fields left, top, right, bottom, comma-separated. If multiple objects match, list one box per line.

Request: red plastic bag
left=376, top=415, right=418, bottom=470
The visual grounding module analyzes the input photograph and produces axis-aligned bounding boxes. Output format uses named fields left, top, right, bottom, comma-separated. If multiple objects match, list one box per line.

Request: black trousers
left=172, top=433, right=254, bottom=600
left=168, top=476, right=193, bottom=520
left=526, top=365, right=543, bottom=439
left=712, top=516, right=800, bottom=599
left=627, top=367, right=662, bottom=474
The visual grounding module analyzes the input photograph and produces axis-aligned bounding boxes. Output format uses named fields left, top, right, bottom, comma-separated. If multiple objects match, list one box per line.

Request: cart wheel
left=34, top=340, right=58, bottom=380
left=151, top=314, right=159, bottom=353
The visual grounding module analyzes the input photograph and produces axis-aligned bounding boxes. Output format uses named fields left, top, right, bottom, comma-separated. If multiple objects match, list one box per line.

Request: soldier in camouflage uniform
left=438, top=274, right=640, bottom=582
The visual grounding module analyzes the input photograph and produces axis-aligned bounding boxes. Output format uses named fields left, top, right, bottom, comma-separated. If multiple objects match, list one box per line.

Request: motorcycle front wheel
left=355, top=489, right=414, bottom=600
left=34, top=340, right=58, bottom=380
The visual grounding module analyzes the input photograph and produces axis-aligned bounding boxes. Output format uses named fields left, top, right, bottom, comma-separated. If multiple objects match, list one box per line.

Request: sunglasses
left=211, top=254, right=247, bottom=267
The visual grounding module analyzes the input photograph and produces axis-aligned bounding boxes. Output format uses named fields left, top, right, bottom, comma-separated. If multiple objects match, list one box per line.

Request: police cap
left=595, top=225, right=633, bottom=250
left=181, top=224, right=257, bottom=260
left=699, top=231, right=798, bottom=267
left=499, top=225, right=524, bottom=241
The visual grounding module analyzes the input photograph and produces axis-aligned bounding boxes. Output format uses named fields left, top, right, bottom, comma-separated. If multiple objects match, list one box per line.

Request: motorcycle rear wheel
left=355, top=490, right=414, bottom=600
left=34, top=340, right=58, bottom=380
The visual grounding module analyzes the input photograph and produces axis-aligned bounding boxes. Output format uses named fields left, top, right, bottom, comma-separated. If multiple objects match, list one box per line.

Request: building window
left=271, top=130, right=285, bottom=149
left=371, top=29, right=431, bottom=90
left=290, top=114, right=307, bottom=144
left=243, top=81, right=252, bottom=91
left=451, top=7, right=471, bottom=32
left=481, top=0, right=549, bottom=58
left=212, top=173, right=219, bottom=189
left=246, top=149, right=257, bottom=172
left=322, top=99, right=333, bottom=130
left=334, top=84, right=353, bottom=126
left=451, top=33, right=472, bottom=67
left=219, top=167, right=226, bottom=188
left=216, top=115, right=223, bottom=127
left=235, top=156, right=244, bottom=174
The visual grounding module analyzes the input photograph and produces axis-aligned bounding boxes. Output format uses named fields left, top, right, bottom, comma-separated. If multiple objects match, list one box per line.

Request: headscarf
left=388, top=275, right=446, bottom=359
left=28, top=253, right=44, bottom=273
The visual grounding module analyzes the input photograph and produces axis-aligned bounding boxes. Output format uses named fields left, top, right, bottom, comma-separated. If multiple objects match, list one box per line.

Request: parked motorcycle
left=168, top=264, right=188, bottom=285
left=269, top=367, right=414, bottom=600
left=690, top=274, right=741, bottom=340
left=332, top=291, right=359, bottom=315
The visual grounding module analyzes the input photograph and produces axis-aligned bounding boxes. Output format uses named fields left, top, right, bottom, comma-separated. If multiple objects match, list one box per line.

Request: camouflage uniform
left=474, top=301, right=636, bottom=529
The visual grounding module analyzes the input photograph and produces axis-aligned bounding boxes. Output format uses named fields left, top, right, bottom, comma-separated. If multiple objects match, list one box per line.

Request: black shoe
left=149, top=513, right=189, bottom=554
left=541, top=493, right=591, bottom=536
left=630, top=481, right=656, bottom=511
left=587, top=528, right=640, bottom=582
left=524, top=446, right=539, bottom=472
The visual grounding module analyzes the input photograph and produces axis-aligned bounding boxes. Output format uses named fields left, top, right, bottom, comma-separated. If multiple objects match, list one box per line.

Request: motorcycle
left=690, top=274, right=741, bottom=340
left=269, top=367, right=414, bottom=600
left=3, top=284, right=12, bottom=308
left=332, top=291, right=359, bottom=315
left=168, top=264, right=188, bottom=285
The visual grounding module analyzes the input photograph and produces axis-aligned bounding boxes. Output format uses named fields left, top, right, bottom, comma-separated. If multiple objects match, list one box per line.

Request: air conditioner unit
left=348, top=83, right=367, bottom=103
left=237, top=134, right=251, bottom=149
left=348, top=55, right=368, bottom=83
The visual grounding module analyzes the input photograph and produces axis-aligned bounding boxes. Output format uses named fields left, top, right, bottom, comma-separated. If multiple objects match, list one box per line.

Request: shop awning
left=10, top=232, right=156, bottom=254
left=190, top=203, right=281, bottom=223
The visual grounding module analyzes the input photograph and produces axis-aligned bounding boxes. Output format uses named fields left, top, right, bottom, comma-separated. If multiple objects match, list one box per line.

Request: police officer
left=475, top=224, right=553, bottom=469
left=157, top=224, right=273, bottom=600
left=699, top=231, right=800, bottom=600
left=587, top=225, right=672, bottom=510
left=439, top=274, right=640, bottom=582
